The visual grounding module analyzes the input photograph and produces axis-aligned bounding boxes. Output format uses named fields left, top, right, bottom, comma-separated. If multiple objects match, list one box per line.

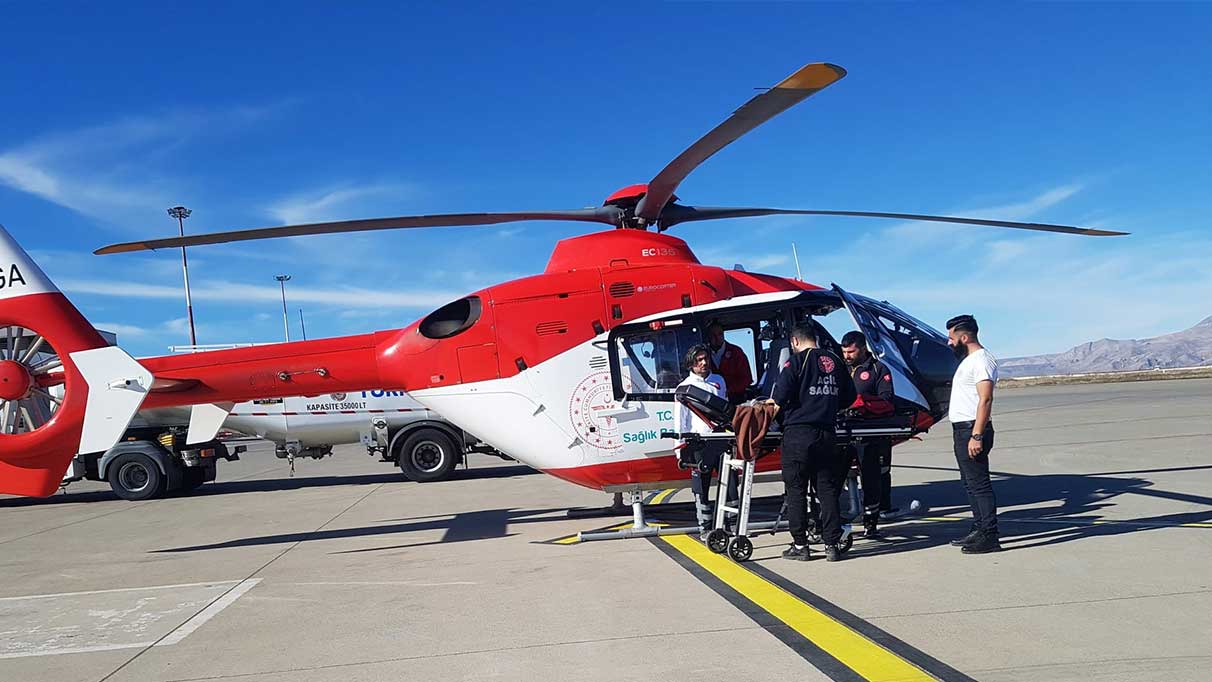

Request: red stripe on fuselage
left=544, top=451, right=785, bottom=490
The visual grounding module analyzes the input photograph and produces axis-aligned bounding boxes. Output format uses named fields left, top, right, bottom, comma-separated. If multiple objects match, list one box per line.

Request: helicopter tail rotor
left=0, top=225, right=153, bottom=497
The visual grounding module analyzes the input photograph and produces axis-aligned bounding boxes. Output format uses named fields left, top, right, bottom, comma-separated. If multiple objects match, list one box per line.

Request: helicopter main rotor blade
left=659, top=205, right=1129, bottom=236
left=95, top=208, right=623, bottom=254
left=634, top=63, right=847, bottom=223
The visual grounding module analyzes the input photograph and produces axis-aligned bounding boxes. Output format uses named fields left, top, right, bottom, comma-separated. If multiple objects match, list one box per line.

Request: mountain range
left=1000, top=316, right=1212, bottom=378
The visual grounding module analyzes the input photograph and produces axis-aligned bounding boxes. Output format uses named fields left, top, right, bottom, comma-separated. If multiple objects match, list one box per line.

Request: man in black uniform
left=840, top=331, right=896, bottom=538
left=770, top=324, right=857, bottom=562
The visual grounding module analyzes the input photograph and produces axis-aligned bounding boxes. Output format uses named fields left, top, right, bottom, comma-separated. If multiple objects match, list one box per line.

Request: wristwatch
left=970, top=433, right=984, bottom=441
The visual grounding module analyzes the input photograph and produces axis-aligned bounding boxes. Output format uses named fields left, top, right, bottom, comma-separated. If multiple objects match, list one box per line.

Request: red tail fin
left=0, top=225, right=149, bottom=497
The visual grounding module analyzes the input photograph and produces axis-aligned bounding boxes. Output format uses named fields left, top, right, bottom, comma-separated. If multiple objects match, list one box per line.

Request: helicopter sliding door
left=831, top=285, right=957, bottom=420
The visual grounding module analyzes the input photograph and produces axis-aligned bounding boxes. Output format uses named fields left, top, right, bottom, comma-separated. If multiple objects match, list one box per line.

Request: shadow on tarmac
left=137, top=464, right=1212, bottom=556
left=0, top=463, right=539, bottom=508
left=150, top=506, right=566, bottom=553
left=853, top=463, right=1212, bottom=558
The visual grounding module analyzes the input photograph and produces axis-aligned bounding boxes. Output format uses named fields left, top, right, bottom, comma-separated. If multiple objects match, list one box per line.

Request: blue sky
left=2, top=3, right=1210, bottom=358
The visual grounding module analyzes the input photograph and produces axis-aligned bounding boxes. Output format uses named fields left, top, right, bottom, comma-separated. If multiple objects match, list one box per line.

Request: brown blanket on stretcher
left=731, top=403, right=779, bottom=461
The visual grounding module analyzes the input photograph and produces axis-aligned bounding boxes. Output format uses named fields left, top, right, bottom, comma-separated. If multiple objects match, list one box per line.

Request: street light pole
left=166, top=206, right=197, bottom=346
left=275, top=275, right=291, bottom=342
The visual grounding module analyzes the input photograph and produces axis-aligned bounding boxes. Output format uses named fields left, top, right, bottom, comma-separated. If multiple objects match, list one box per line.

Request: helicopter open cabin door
left=831, top=284, right=958, bottom=421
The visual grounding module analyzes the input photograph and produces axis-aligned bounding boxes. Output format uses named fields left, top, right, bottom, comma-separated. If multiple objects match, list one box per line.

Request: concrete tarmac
left=2, top=379, right=1211, bottom=681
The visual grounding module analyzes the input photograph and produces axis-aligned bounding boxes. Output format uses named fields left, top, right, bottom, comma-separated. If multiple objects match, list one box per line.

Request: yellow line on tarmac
left=1089, top=519, right=1212, bottom=529
left=660, top=534, right=935, bottom=682
left=650, top=488, right=678, bottom=505
left=552, top=523, right=631, bottom=545
left=917, top=515, right=1212, bottom=530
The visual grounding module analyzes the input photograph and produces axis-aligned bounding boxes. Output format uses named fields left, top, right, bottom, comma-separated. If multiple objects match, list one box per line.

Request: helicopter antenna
left=791, top=242, right=803, bottom=281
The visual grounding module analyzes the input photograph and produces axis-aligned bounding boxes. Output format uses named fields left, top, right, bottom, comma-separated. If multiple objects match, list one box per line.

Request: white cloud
left=769, top=180, right=1212, bottom=357
left=984, top=239, right=1030, bottom=266
left=745, top=253, right=790, bottom=270
left=162, top=317, right=195, bottom=337
left=58, top=277, right=463, bottom=309
left=695, top=248, right=790, bottom=273
left=966, top=183, right=1083, bottom=221
left=833, top=229, right=1212, bottom=357
left=0, top=107, right=277, bottom=225
left=869, top=183, right=1089, bottom=249
left=91, top=322, right=149, bottom=338
left=0, top=152, right=170, bottom=220
left=266, top=183, right=415, bottom=224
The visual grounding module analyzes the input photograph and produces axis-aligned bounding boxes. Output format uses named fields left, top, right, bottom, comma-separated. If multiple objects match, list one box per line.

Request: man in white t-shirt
left=673, top=344, right=729, bottom=540
left=946, top=314, right=1001, bottom=554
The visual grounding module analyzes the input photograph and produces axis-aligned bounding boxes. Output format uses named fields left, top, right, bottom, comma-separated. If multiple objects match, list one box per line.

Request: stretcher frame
left=700, top=421, right=919, bottom=562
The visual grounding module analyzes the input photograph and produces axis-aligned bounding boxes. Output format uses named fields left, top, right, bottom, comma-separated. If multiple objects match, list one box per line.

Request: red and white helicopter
left=0, top=62, right=1124, bottom=500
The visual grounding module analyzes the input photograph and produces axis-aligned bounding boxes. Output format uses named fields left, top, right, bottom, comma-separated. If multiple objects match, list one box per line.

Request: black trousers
left=690, top=442, right=736, bottom=532
left=880, top=446, right=893, bottom=512
left=952, top=422, right=998, bottom=535
left=782, top=425, right=846, bottom=546
left=852, top=439, right=891, bottom=521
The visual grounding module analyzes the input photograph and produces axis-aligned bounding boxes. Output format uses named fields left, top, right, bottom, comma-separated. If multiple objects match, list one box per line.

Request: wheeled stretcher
left=673, top=384, right=781, bottom=561
left=674, top=383, right=924, bottom=562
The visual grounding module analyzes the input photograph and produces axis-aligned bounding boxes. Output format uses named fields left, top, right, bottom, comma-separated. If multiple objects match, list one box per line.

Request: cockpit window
left=616, top=326, right=701, bottom=396
left=862, top=298, right=948, bottom=343
left=419, top=296, right=482, bottom=339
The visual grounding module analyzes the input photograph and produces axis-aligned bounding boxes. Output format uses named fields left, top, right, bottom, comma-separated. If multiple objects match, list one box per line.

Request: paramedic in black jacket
left=770, top=324, right=857, bottom=562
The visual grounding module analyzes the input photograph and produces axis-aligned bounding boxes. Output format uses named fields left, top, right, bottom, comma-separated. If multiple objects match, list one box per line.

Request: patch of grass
left=1000, top=366, right=1212, bottom=388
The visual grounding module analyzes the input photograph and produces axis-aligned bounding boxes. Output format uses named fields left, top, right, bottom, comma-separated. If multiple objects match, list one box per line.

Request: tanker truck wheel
left=107, top=453, right=166, bottom=501
left=397, top=428, right=458, bottom=482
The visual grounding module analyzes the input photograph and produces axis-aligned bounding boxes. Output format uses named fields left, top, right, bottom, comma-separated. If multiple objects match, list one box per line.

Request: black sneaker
left=962, top=533, right=1002, bottom=554
left=824, top=544, right=845, bottom=562
left=863, top=521, right=881, bottom=539
left=782, top=544, right=811, bottom=561
left=950, top=529, right=981, bottom=547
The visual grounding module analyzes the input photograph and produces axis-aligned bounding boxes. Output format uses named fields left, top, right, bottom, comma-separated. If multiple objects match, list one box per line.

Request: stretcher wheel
left=706, top=529, right=729, bottom=554
left=727, top=536, right=753, bottom=562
